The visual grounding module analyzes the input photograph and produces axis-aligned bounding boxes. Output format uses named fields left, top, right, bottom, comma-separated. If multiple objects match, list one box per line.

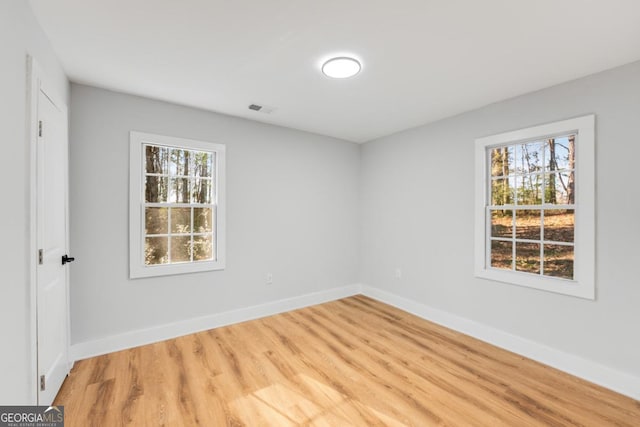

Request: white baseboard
left=70, top=284, right=362, bottom=362
left=360, top=285, right=640, bottom=401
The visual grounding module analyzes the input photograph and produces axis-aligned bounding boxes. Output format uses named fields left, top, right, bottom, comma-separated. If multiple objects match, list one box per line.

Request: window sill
left=130, top=259, right=225, bottom=279
left=475, top=268, right=594, bottom=300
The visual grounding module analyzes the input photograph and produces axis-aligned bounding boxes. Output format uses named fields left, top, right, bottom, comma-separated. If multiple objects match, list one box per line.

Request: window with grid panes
left=130, top=132, right=225, bottom=278
left=474, top=116, right=595, bottom=299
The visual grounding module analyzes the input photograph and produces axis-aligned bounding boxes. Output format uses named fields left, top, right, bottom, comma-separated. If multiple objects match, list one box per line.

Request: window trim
left=129, top=131, right=226, bottom=278
left=474, top=115, right=595, bottom=299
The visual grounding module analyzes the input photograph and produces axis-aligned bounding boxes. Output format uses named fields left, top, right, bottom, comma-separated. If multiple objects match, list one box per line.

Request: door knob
left=62, top=255, right=75, bottom=265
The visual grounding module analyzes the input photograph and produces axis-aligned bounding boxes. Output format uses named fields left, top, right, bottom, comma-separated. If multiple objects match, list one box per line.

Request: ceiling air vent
left=248, top=104, right=276, bottom=114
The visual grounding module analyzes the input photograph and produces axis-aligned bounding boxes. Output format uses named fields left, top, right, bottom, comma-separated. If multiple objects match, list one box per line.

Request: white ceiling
left=29, top=0, right=640, bottom=143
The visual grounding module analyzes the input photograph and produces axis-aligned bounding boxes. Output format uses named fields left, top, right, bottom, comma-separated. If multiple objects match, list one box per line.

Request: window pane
left=491, top=177, right=515, bottom=206
left=491, top=210, right=512, bottom=238
left=491, top=240, right=512, bottom=270
left=145, top=207, right=168, bottom=235
left=194, top=207, right=213, bottom=233
left=145, top=176, right=168, bottom=203
left=491, top=146, right=515, bottom=177
left=145, top=237, right=168, bottom=265
left=515, top=174, right=543, bottom=205
left=516, top=141, right=543, bottom=174
left=170, top=236, right=191, bottom=263
left=544, top=209, right=574, bottom=243
left=515, top=242, right=540, bottom=274
left=144, top=145, right=169, bottom=175
left=170, top=178, right=191, bottom=203
left=191, top=178, right=212, bottom=204
left=193, top=234, right=214, bottom=261
left=516, top=210, right=541, bottom=240
left=545, top=135, right=574, bottom=172
left=170, top=207, right=191, bottom=234
left=544, top=244, right=574, bottom=279
left=194, top=152, right=214, bottom=178
left=545, top=171, right=573, bottom=204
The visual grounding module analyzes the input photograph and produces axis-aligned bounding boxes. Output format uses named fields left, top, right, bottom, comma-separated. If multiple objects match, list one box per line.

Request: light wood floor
left=55, top=296, right=640, bottom=426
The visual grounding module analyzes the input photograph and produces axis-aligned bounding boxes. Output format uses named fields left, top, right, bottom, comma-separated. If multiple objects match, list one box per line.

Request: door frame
left=27, top=55, right=72, bottom=404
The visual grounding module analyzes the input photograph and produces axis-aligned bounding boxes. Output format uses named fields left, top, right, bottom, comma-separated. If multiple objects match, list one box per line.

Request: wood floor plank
left=55, top=296, right=640, bottom=426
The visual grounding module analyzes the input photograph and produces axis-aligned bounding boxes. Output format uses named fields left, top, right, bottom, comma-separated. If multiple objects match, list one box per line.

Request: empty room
left=2, top=0, right=640, bottom=425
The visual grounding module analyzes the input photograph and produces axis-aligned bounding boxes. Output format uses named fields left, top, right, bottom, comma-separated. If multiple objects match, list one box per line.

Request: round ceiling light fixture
left=321, top=56, right=361, bottom=79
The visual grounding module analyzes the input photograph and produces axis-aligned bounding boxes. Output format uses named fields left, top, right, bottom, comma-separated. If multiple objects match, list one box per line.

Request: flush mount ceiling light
left=321, top=57, right=361, bottom=79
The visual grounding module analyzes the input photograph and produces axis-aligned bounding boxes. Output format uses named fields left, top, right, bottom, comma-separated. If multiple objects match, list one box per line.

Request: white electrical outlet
left=266, top=273, right=273, bottom=285
left=395, top=268, right=402, bottom=279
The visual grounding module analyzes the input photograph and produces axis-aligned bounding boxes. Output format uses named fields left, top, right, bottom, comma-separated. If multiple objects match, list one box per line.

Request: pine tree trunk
left=547, top=139, right=556, bottom=203
left=183, top=151, right=190, bottom=202
left=567, top=135, right=576, bottom=204
left=145, top=146, right=159, bottom=202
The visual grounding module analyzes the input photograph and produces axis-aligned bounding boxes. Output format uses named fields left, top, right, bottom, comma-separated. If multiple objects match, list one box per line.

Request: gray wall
left=0, top=1, right=69, bottom=404
left=69, top=84, right=360, bottom=344
left=360, top=60, right=640, bottom=377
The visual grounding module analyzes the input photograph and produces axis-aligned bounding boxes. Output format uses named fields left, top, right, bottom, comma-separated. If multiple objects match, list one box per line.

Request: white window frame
left=129, top=131, right=226, bottom=278
left=474, top=115, right=595, bottom=299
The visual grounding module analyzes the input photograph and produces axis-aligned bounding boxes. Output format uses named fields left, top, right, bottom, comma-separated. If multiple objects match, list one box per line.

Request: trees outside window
left=488, top=136, right=575, bottom=279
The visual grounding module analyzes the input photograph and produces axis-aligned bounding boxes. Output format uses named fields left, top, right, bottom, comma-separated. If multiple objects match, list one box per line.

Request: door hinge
left=40, top=375, right=46, bottom=391
left=38, top=120, right=43, bottom=137
left=38, top=249, right=43, bottom=265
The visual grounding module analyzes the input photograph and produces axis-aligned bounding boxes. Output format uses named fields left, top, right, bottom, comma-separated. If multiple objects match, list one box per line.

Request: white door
left=36, top=85, right=71, bottom=405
